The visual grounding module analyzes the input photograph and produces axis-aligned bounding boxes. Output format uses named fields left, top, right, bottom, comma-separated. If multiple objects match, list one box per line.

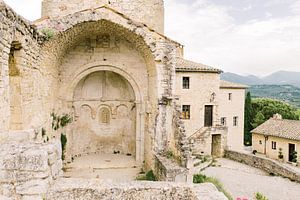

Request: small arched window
left=99, top=107, right=110, bottom=124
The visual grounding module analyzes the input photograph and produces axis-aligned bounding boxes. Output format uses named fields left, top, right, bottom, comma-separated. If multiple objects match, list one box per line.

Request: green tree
left=252, top=111, right=265, bottom=128
left=251, top=98, right=298, bottom=129
left=244, top=92, right=253, bottom=146
left=296, top=109, right=300, bottom=120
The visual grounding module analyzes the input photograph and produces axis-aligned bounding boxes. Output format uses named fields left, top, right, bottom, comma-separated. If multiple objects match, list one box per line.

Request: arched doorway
left=71, top=71, right=136, bottom=158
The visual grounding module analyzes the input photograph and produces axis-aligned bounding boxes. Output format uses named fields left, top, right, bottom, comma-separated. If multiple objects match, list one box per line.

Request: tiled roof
left=220, top=80, right=248, bottom=89
left=251, top=118, right=300, bottom=141
left=175, top=58, right=222, bottom=73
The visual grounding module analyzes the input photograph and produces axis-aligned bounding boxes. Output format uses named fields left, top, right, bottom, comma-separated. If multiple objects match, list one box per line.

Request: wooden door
left=289, top=143, right=295, bottom=162
left=204, top=105, right=213, bottom=127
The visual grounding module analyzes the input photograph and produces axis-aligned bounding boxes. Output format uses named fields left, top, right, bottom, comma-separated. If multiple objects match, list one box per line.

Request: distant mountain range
left=221, top=71, right=300, bottom=88
left=221, top=71, right=300, bottom=107
left=249, top=85, right=300, bottom=108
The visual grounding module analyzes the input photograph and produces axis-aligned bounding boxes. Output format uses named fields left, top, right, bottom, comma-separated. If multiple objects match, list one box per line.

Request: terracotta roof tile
left=175, top=58, right=222, bottom=73
left=251, top=118, right=300, bottom=141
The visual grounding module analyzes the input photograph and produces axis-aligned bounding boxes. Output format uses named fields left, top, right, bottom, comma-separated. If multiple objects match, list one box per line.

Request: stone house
left=252, top=114, right=300, bottom=165
left=176, top=60, right=247, bottom=157
left=0, top=0, right=246, bottom=177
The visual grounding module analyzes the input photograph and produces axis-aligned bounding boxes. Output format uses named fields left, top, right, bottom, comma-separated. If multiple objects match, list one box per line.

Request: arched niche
left=8, top=41, right=23, bottom=130
left=99, top=107, right=111, bottom=124
left=70, top=70, right=138, bottom=161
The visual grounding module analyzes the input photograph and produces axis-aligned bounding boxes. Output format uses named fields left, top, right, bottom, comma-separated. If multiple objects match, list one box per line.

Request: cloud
left=3, top=0, right=41, bottom=21
left=165, top=0, right=300, bottom=75
left=3, top=0, right=300, bottom=75
left=290, top=0, right=300, bottom=14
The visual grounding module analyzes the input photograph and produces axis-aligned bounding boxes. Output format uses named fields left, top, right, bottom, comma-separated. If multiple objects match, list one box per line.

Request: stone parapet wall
left=46, top=178, right=228, bottom=200
left=0, top=139, right=62, bottom=200
left=225, top=150, right=300, bottom=182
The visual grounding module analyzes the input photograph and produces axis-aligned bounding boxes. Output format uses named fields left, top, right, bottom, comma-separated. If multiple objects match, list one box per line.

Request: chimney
left=273, top=113, right=282, bottom=120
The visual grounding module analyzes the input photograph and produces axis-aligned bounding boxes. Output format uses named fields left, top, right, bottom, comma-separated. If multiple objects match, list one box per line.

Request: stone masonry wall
left=46, top=178, right=228, bottom=200
left=155, top=155, right=190, bottom=182
left=0, top=2, right=45, bottom=136
left=225, top=150, right=300, bottom=182
left=41, top=0, right=165, bottom=33
left=0, top=139, right=63, bottom=200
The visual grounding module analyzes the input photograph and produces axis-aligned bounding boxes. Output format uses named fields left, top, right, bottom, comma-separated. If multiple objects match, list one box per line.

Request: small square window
left=183, top=77, right=190, bottom=89
left=233, top=116, right=238, bottom=126
left=271, top=141, right=277, bottom=150
left=182, top=105, right=190, bottom=119
left=259, top=140, right=262, bottom=145
left=228, top=93, right=232, bottom=101
left=221, top=117, right=226, bottom=126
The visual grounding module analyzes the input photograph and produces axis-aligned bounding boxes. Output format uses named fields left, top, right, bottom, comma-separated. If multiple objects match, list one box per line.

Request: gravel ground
left=202, top=158, right=300, bottom=200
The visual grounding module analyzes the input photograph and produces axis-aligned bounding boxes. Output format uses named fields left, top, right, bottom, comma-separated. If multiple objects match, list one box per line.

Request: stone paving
left=202, top=158, right=300, bottom=200
left=63, top=154, right=141, bottom=181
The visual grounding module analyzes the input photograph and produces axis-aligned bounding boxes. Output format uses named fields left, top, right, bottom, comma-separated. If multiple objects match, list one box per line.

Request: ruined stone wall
left=35, top=7, right=182, bottom=168
left=0, top=139, right=63, bottom=200
left=1, top=0, right=186, bottom=172
left=154, top=155, right=190, bottom=182
left=0, top=2, right=52, bottom=139
left=41, top=0, right=165, bottom=33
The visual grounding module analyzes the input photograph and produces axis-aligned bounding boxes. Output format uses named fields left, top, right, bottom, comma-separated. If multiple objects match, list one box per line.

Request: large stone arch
left=37, top=7, right=181, bottom=168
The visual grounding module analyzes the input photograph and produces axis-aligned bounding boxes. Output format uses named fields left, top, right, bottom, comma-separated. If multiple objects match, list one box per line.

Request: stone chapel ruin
left=0, top=0, right=246, bottom=199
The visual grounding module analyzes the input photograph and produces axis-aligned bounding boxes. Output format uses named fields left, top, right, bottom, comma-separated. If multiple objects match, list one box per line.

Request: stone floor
left=63, top=154, right=141, bottom=182
left=202, top=158, right=300, bottom=200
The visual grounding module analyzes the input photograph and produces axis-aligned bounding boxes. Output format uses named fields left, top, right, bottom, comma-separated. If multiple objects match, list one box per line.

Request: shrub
left=193, top=174, right=233, bottom=200
left=41, top=28, right=56, bottom=40
left=278, top=148, right=284, bottom=159
left=292, top=151, right=298, bottom=163
left=60, top=134, right=67, bottom=160
left=136, top=170, right=157, bottom=181
left=255, top=192, right=268, bottom=200
left=193, top=174, right=206, bottom=183
left=51, top=113, right=72, bottom=131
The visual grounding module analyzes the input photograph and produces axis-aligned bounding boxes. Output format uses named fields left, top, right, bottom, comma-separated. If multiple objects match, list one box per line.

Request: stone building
left=0, top=0, right=245, bottom=187
left=252, top=114, right=300, bottom=166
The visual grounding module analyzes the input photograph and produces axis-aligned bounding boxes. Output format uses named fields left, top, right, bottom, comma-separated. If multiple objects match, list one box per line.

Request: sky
left=3, top=0, right=300, bottom=76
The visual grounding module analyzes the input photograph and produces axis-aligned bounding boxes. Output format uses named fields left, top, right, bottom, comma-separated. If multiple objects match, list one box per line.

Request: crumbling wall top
left=41, top=0, right=165, bottom=33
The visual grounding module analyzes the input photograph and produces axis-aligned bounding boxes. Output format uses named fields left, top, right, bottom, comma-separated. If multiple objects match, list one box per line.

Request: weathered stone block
left=0, top=149, right=48, bottom=172
left=0, top=183, right=14, bottom=196
left=16, top=178, right=50, bottom=195
left=0, top=169, right=50, bottom=183
left=22, top=194, right=44, bottom=200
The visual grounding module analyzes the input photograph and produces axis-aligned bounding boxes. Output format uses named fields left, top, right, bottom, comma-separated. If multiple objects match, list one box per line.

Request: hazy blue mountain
left=262, top=71, right=300, bottom=87
left=221, top=70, right=300, bottom=88
left=221, top=72, right=262, bottom=85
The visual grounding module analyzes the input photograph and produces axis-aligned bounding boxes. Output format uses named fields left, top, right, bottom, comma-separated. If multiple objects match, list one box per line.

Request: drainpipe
left=264, top=136, right=269, bottom=156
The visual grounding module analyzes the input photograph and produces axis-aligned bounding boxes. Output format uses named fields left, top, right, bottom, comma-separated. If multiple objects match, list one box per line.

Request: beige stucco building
left=175, top=59, right=247, bottom=157
left=252, top=114, right=300, bottom=166
left=0, top=0, right=246, bottom=179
